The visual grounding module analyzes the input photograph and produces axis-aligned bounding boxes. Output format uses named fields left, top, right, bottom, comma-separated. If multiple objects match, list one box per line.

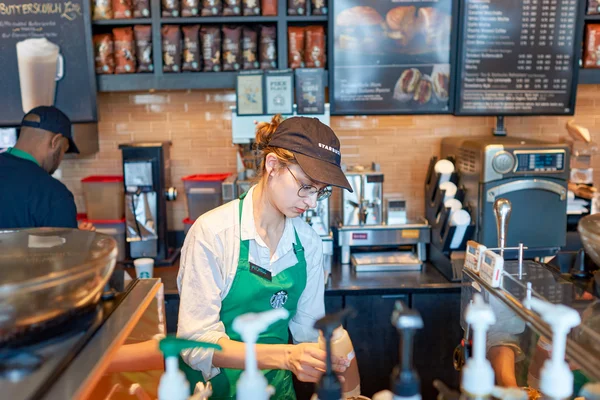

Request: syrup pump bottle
left=372, top=301, right=424, bottom=400
left=313, top=308, right=356, bottom=400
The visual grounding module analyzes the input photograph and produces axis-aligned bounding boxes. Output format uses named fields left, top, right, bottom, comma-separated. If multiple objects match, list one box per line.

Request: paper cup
left=134, top=258, right=154, bottom=279
left=434, top=159, right=455, bottom=185
left=449, top=209, right=471, bottom=249
left=439, top=181, right=457, bottom=202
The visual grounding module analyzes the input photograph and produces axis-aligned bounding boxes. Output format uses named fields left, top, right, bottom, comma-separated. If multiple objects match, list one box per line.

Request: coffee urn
left=119, top=142, right=177, bottom=263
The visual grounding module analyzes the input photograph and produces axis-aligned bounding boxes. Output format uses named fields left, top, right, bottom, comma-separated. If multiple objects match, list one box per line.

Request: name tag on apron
left=249, top=262, right=272, bottom=281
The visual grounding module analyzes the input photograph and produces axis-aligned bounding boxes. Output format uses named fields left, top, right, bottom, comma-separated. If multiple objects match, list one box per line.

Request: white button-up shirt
left=177, top=185, right=325, bottom=380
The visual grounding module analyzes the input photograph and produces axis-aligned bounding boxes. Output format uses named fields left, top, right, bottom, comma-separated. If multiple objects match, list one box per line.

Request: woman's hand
left=284, top=343, right=349, bottom=383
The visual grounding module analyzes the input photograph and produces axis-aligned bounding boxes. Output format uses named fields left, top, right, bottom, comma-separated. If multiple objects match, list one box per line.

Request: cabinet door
left=412, top=292, right=462, bottom=399
left=164, top=296, right=180, bottom=334
left=345, top=294, right=407, bottom=397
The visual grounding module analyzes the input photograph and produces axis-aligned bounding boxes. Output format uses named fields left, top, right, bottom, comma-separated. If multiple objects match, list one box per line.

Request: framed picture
left=236, top=71, right=265, bottom=116
left=295, top=68, right=325, bottom=115
left=264, top=70, right=294, bottom=115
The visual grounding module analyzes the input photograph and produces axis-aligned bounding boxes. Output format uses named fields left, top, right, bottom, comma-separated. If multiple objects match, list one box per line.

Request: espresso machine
left=119, top=142, right=178, bottom=264
left=440, top=136, right=570, bottom=260
left=334, top=163, right=430, bottom=271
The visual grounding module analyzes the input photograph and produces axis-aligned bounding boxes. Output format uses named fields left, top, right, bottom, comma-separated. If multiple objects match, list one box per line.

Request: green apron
left=180, top=192, right=308, bottom=399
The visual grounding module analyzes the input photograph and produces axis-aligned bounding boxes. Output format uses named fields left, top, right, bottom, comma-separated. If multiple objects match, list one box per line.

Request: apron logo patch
left=270, top=290, right=288, bottom=309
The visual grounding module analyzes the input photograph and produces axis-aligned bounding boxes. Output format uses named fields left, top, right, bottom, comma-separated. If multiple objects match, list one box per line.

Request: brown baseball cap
left=268, top=117, right=352, bottom=192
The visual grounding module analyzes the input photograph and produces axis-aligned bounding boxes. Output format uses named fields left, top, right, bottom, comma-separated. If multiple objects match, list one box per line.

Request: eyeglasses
left=286, top=166, right=332, bottom=201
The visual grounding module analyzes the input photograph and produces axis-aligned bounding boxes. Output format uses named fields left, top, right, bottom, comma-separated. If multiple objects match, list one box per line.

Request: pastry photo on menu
left=333, top=0, right=452, bottom=64
left=393, top=64, right=449, bottom=108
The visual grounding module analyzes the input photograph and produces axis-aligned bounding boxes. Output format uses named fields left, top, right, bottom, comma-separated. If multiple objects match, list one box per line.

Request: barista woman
left=177, top=115, right=353, bottom=399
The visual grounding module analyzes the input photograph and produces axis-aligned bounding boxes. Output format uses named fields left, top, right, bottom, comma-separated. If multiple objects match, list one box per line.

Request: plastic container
left=182, top=174, right=231, bottom=220
left=318, top=326, right=361, bottom=398
left=183, top=218, right=195, bottom=236
left=81, top=176, right=125, bottom=221
left=78, top=214, right=126, bottom=261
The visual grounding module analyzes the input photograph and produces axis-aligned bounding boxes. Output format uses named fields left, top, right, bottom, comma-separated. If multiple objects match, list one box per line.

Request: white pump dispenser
left=232, top=308, right=289, bottom=400
left=461, top=294, right=496, bottom=397
left=524, top=297, right=581, bottom=399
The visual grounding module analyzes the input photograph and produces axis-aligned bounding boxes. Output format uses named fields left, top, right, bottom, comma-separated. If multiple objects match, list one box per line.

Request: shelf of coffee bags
left=93, top=18, right=153, bottom=26
left=286, top=16, right=328, bottom=22
left=159, top=16, right=278, bottom=24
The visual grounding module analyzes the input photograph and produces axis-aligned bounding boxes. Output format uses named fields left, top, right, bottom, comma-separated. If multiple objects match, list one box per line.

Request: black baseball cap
left=21, top=106, right=78, bottom=154
left=268, top=117, right=352, bottom=192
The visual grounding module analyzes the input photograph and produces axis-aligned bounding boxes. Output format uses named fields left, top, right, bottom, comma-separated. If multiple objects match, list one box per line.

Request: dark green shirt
left=0, top=148, right=77, bottom=229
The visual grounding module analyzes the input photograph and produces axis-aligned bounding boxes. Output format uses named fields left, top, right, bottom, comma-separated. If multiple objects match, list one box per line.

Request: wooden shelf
left=286, top=15, right=328, bottom=22
left=160, top=16, right=278, bottom=24
left=578, top=68, right=600, bottom=84
left=92, top=18, right=152, bottom=25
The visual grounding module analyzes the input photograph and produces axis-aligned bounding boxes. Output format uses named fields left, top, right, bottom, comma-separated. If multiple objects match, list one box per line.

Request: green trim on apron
left=180, top=191, right=308, bottom=399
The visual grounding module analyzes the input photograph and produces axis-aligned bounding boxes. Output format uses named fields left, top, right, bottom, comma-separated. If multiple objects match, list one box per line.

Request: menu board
left=331, top=0, right=455, bottom=115
left=0, top=0, right=96, bottom=126
left=455, top=0, right=583, bottom=116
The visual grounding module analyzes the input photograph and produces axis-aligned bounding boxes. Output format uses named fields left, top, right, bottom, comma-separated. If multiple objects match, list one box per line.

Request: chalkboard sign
left=0, top=0, right=97, bottom=126
left=454, top=0, right=586, bottom=116
left=330, top=0, right=458, bottom=115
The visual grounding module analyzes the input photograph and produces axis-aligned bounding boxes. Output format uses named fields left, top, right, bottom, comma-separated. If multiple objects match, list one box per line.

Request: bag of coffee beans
left=112, top=0, right=133, bottom=18
left=311, top=0, right=327, bottom=15
left=134, top=25, right=153, bottom=72
left=182, top=25, right=201, bottom=71
left=288, top=27, right=304, bottom=69
left=261, top=0, right=276, bottom=15
left=222, top=26, right=242, bottom=71
left=113, top=27, right=136, bottom=73
left=182, top=0, right=200, bottom=16
left=305, top=25, right=325, bottom=68
left=201, top=26, right=222, bottom=71
left=287, top=0, right=305, bottom=15
left=223, top=0, right=241, bottom=15
left=243, top=0, right=260, bottom=16
left=242, top=26, right=259, bottom=70
left=93, top=34, right=115, bottom=74
left=201, top=0, right=222, bottom=15
left=259, top=25, right=277, bottom=70
left=93, top=0, right=113, bottom=20
left=162, top=0, right=180, bottom=17
left=133, top=0, right=151, bottom=17
left=162, top=25, right=182, bottom=72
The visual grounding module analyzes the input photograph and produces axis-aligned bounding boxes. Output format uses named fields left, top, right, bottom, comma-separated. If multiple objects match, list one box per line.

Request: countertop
left=124, top=260, right=462, bottom=298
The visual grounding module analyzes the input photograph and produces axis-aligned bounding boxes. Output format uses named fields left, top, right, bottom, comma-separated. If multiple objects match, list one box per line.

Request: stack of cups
left=434, top=159, right=472, bottom=249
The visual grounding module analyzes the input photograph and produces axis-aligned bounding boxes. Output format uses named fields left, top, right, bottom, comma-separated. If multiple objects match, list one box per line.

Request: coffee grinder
left=119, top=142, right=178, bottom=264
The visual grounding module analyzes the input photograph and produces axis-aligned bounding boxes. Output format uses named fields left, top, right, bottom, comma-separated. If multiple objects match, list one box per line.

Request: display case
left=459, top=259, right=600, bottom=396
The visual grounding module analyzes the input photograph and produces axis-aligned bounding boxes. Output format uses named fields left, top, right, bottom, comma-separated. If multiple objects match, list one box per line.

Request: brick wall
left=60, top=85, right=600, bottom=231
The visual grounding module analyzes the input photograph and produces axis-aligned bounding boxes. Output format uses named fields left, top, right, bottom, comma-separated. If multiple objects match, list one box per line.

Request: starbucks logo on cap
left=270, top=290, right=288, bottom=309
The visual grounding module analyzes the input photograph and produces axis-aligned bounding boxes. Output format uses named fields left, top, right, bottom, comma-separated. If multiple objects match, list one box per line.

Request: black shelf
left=97, top=72, right=238, bottom=91
left=578, top=68, right=600, bottom=84
left=97, top=69, right=328, bottom=91
left=92, top=18, right=152, bottom=25
left=585, top=14, right=600, bottom=21
left=286, top=15, right=328, bottom=22
left=160, top=16, right=278, bottom=24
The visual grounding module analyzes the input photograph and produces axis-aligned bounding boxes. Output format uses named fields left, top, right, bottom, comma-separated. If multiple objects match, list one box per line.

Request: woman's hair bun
left=255, top=114, right=283, bottom=150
